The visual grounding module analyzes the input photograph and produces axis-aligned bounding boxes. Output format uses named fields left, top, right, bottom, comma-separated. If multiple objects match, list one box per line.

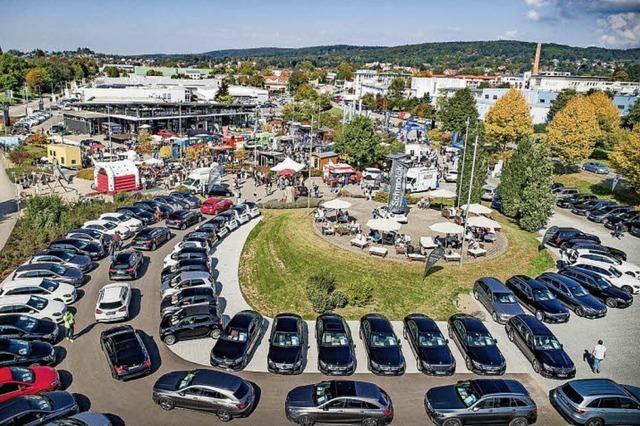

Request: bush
left=75, top=168, right=94, bottom=180
left=589, top=148, right=610, bottom=161
left=533, top=123, right=547, bottom=133
left=308, top=290, right=336, bottom=314
left=332, top=291, right=348, bottom=309
left=341, top=281, right=373, bottom=307
left=372, top=191, right=389, bottom=203
left=306, top=270, right=336, bottom=294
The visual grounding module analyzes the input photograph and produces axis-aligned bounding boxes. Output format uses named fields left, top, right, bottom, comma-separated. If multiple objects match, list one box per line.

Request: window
left=345, top=399, right=364, bottom=409
left=618, top=398, right=640, bottom=410
left=327, top=399, right=345, bottom=409
left=598, top=398, right=621, bottom=409
left=493, top=398, right=512, bottom=408
left=511, top=398, right=529, bottom=407
left=476, top=398, right=494, bottom=409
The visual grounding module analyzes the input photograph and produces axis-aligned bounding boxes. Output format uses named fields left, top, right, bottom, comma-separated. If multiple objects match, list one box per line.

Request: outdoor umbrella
left=429, top=222, right=464, bottom=234
left=426, top=188, right=456, bottom=207
left=460, top=203, right=493, bottom=215
left=367, top=218, right=402, bottom=246
left=277, top=168, right=295, bottom=176
left=322, top=198, right=353, bottom=222
left=467, top=215, right=502, bottom=229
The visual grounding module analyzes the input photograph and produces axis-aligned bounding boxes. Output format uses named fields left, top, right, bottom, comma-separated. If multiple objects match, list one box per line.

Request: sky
left=1, top=0, right=639, bottom=54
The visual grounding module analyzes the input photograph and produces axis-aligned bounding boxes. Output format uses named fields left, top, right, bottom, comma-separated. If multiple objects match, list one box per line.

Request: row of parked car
left=12, top=110, right=53, bottom=133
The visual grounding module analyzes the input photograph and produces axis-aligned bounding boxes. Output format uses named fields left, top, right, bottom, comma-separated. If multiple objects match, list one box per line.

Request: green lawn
left=239, top=209, right=554, bottom=320
left=554, top=171, right=640, bottom=207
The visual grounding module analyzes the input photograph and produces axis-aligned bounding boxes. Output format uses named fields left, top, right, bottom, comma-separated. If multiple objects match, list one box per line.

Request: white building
left=354, top=69, right=410, bottom=98
left=411, top=77, right=468, bottom=99
left=530, top=74, right=640, bottom=96
left=82, top=86, right=188, bottom=103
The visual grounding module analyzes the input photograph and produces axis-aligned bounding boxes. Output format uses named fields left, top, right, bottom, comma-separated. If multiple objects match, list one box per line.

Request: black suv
left=108, top=251, right=144, bottom=280
left=403, top=313, right=455, bottom=376
left=166, top=210, right=202, bottom=230
left=267, top=313, right=306, bottom=375
left=505, top=275, right=570, bottom=323
left=506, top=314, right=575, bottom=379
left=447, top=314, right=506, bottom=375
left=100, top=325, right=151, bottom=380
left=360, top=314, right=405, bottom=376
left=131, top=227, right=171, bottom=251
left=560, top=267, right=633, bottom=308
left=316, top=313, right=356, bottom=376
left=159, top=305, right=222, bottom=345
left=556, top=194, right=597, bottom=209
left=571, top=200, right=616, bottom=216
left=544, top=227, right=601, bottom=248
left=210, top=310, right=264, bottom=371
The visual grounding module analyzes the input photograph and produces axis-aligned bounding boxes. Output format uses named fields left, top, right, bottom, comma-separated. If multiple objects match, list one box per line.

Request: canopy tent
left=322, top=199, right=352, bottom=210
left=429, top=222, right=464, bottom=234
left=276, top=168, right=295, bottom=177
left=461, top=203, right=493, bottom=215
left=366, top=218, right=401, bottom=233
left=467, top=216, right=502, bottom=229
left=271, top=157, right=305, bottom=173
left=94, top=160, right=141, bottom=194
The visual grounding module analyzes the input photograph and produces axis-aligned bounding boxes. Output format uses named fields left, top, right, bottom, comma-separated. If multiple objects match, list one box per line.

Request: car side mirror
left=494, top=338, right=498, bottom=344
left=472, top=406, right=479, bottom=412
left=322, top=406, right=329, bottom=411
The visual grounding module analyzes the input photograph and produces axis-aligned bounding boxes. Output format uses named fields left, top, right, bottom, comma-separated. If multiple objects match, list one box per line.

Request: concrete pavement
left=0, top=153, right=19, bottom=250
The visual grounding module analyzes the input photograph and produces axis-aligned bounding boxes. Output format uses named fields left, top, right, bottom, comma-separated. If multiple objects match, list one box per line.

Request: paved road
left=0, top=153, right=18, bottom=250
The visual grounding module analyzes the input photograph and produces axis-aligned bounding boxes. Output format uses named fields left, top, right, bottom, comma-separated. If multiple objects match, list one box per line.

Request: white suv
left=83, top=220, right=132, bottom=239
left=95, top=283, right=131, bottom=322
left=0, top=295, right=67, bottom=323
left=0, top=278, right=77, bottom=304
left=99, top=212, right=143, bottom=233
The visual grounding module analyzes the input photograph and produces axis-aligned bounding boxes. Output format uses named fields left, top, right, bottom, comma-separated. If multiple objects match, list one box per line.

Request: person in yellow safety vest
left=63, top=311, right=75, bottom=342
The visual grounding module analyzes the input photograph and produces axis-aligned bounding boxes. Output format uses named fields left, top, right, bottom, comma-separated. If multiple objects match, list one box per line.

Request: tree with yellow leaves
left=159, top=145, right=172, bottom=159
left=546, top=95, right=601, bottom=166
left=136, top=129, right=153, bottom=155
left=484, top=88, right=533, bottom=151
left=610, top=127, right=640, bottom=191
left=587, top=91, right=622, bottom=150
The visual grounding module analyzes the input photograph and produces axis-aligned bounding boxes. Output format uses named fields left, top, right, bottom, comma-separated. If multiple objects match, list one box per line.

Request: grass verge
left=554, top=171, right=640, bottom=207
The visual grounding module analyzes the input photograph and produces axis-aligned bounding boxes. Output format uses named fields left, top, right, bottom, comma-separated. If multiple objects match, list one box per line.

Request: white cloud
left=598, top=12, right=640, bottom=47
left=527, top=9, right=541, bottom=20
left=524, top=0, right=551, bottom=6
left=503, top=30, right=519, bottom=39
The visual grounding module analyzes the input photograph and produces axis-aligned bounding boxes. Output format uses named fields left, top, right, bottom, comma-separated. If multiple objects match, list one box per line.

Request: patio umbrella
left=366, top=218, right=402, bottom=233
left=429, top=222, right=464, bottom=234
left=426, top=188, right=457, bottom=207
left=460, top=203, right=493, bottom=215
left=467, top=215, right=502, bottom=229
left=277, top=168, right=295, bottom=176
left=322, top=199, right=352, bottom=210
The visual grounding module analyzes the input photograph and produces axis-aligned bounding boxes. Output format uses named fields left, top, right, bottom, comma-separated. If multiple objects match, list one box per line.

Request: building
left=411, top=75, right=501, bottom=100
left=311, top=151, right=340, bottom=169
left=264, top=71, right=290, bottom=92
left=133, top=66, right=212, bottom=77
left=354, top=70, right=410, bottom=98
left=529, top=74, right=640, bottom=95
left=47, top=143, right=82, bottom=169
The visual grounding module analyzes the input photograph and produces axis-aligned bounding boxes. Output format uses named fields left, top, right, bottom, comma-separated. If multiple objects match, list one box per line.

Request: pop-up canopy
left=271, top=157, right=305, bottom=173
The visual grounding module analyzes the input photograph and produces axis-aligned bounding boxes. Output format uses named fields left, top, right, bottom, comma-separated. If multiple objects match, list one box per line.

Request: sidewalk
left=0, top=154, right=19, bottom=250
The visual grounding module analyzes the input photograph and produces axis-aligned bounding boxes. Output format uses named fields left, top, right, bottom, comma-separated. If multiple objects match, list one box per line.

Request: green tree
left=624, top=98, right=640, bottom=129
left=145, top=69, right=163, bottom=76
left=103, top=66, right=120, bottom=78
left=626, top=64, right=640, bottom=82
left=588, top=90, right=622, bottom=150
left=333, top=116, right=381, bottom=167
left=547, top=88, right=577, bottom=122
left=497, top=138, right=554, bottom=231
left=336, top=62, right=353, bottom=81
left=386, top=77, right=406, bottom=109
left=288, top=70, right=308, bottom=93
left=484, top=88, right=533, bottom=150
left=612, top=68, right=629, bottom=81
left=457, top=124, right=488, bottom=205
left=216, top=80, right=229, bottom=100
left=439, top=88, right=478, bottom=133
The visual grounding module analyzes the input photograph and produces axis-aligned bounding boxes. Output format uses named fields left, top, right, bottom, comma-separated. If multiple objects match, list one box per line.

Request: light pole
left=107, top=104, right=113, bottom=160
left=456, top=118, right=471, bottom=208
left=459, top=133, right=479, bottom=266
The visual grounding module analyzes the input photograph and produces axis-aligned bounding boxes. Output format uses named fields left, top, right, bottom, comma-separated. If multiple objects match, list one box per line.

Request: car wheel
left=509, top=417, right=529, bottom=426
left=585, top=418, right=604, bottom=426
left=442, top=419, right=463, bottom=426
left=621, top=285, right=633, bottom=294
left=164, top=334, right=177, bottom=345
left=210, top=328, right=222, bottom=339
left=362, top=419, right=380, bottom=426
left=151, top=242, right=157, bottom=250
left=216, top=410, right=232, bottom=422
left=507, top=328, right=515, bottom=342
left=181, top=223, right=186, bottom=230
left=158, top=398, right=174, bottom=411
left=535, top=310, right=544, bottom=321
left=605, top=298, right=618, bottom=308
left=532, top=360, right=541, bottom=374
left=492, top=311, right=498, bottom=322
left=473, top=290, right=479, bottom=300
left=298, top=416, right=315, bottom=426
left=465, top=357, right=473, bottom=371
left=575, top=306, right=584, bottom=317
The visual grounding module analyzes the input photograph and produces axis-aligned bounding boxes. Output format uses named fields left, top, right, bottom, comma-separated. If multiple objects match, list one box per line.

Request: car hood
left=30, top=341, right=54, bottom=357
left=34, top=320, right=59, bottom=336
left=71, top=255, right=92, bottom=267
left=369, top=346, right=403, bottom=366
left=535, top=349, right=575, bottom=369
left=603, top=285, right=633, bottom=301
left=268, top=345, right=301, bottom=364
left=468, top=345, right=504, bottom=366
left=537, top=299, right=567, bottom=314
left=318, top=345, right=352, bottom=365
left=211, top=340, right=246, bottom=360
left=154, top=371, right=185, bottom=392
left=47, top=390, right=77, bottom=410
left=418, top=346, right=455, bottom=366
left=576, top=295, right=607, bottom=311
left=286, top=384, right=315, bottom=408
left=426, top=385, right=466, bottom=410
left=495, top=303, right=524, bottom=316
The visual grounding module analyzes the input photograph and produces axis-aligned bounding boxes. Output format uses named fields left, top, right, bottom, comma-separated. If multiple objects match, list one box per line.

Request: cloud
left=527, top=9, right=541, bottom=20
left=502, top=30, right=519, bottom=39
left=598, top=12, right=640, bottom=47
left=524, top=0, right=551, bottom=6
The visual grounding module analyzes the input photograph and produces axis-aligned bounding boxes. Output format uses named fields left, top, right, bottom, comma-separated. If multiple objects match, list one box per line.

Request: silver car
left=473, top=277, right=525, bottom=323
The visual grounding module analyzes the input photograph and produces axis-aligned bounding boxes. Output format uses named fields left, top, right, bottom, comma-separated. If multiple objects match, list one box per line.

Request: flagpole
left=460, top=133, right=479, bottom=266
left=456, top=118, right=470, bottom=208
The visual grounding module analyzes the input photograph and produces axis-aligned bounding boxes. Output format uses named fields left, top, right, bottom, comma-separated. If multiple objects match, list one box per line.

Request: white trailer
left=183, top=166, right=220, bottom=193
left=405, top=167, right=438, bottom=193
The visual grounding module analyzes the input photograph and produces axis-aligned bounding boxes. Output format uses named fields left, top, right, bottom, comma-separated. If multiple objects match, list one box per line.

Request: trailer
left=183, top=166, right=220, bottom=194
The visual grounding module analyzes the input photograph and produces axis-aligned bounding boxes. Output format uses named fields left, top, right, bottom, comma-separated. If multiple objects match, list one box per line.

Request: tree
left=336, top=62, right=353, bottom=81
left=333, top=116, right=381, bottom=167
left=497, top=138, right=554, bottom=231
left=546, top=95, right=600, bottom=166
left=547, top=88, right=577, bottom=122
left=610, top=128, right=640, bottom=191
left=612, top=68, right=629, bottom=81
left=439, top=88, right=478, bottom=134
left=387, top=77, right=406, bottom=109
left=103, top=66, right=120, bottom=78
left=136, top=130, right=153, bottom=155
left=25, top=68, right=44, bottom=92
left=484, top=88, right=533, bottom=150
left=624, top=98, right=640, bottom=129
left=588, top=91, right=622, bottom=150
left=145, top=69, right=163, bottom=76
left=215, top=80, right=229, bottom=100
left=287, top=70, right=308, bottom=93
left=294, top=84, right=317, bottom=102
left=457, top=124, right=488, bottom=205
left=626, top=64, right=640, bottom=82
left=159, top=145, right=172, bottom=159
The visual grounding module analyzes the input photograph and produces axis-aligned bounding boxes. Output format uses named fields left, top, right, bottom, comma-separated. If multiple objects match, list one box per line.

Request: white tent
left=461, top=203, right=493, bottom=215
left=366, top=218, right=402, bottom=233
left=467, top=216, right=502, bottom=229
left=271, top=157, right=305, bottom=173
left=429, top=222, right=464, bottom=234
left=322, top=199, right=352, bottom=210
left=426, top=189, right=456, bottom=199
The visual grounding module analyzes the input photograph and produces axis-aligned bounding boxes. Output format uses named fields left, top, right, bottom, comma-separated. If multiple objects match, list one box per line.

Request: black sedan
left=153, top=196, right=184, bottom=211
left=0, top=338, right=56, bottom=367
left=316, top=313, right=356, bottom=376
left=118, top=205, right=156, bottom=224
left=166, top=210, right=201, bottom=230
left=0, top=315, right=59, bottom=343
left=207, top=184, right=233, bottom=197
left=571, top=199, right=616, bottom=216
left=160, top=287, right=217, bottom=317
left=505, top=275, right=570, bottom=323
left=360, top=314, right=405, bottom=376
left=506, top=314, right=575, bottom=379
left=131, top=226, right=171, bottom=251
left=267, top=313, right=306, bottom=375
left=170, top=191, right=201, bottom=208
left=447, top=314, right=506, bottom=375
left=210, top=310, right=263, bottom=371
left=108, top=251, right=144, bottom=280
left=560, top=267, right=633, bottom=308
left=30, top=249, right=93, bottom=273
left=0, top=391, right=79, bottom=425
left=100, top=325, right=151, bottom=381
left=134, top=201, right=173, bottom=218
left=12, top=263, right=84, bottom=288
left=536, top=272, right=607, bottom=318
left=48, top=239, right=105, bottom=260
left=403, top=313, right=455, bottom=375
left=565, top=241, right=627, bottom=262
left=184, top=230, right=217, bottom=248
left=544, top=227, right=600, bottom=248
left=604, top=210, right=640, bottom=230
left=200, top=217, right=230, bottom=239
left=556, top=194, right=597, bottom=209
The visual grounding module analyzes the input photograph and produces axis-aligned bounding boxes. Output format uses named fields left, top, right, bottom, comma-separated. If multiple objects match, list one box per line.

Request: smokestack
left=532, top=42, right=541, bottom=75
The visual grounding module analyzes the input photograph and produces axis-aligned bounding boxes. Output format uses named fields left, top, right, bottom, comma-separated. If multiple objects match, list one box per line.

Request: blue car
left=583, top=162, right=609, bottom=174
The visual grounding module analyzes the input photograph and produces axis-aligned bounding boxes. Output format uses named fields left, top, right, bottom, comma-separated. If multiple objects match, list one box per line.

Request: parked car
left=0, top=278, right=77, bottom=305
left=556, top=194, right=597, bottom=209
left=65, top=228, right=110, bottom=249
left=285, top=380, right=394, bottom=425
left=604, top=210, right=640, bottom=230
left=117, top=206, right=155, bottom=224
left=506, top=314, right=575, bottom=379
left=0, top=366, right=60, bottom=404
left=0, top=315, right=59, bottom=343
left=12, top=263, right=84, bottom=288
left=444, top=170, right=458, bottom=183
left=166, top=210, right=202, bottom=230
left=536, top=273, right=607, bottom=318
left=28, top=250, right=92, bottom=273
left=130, top=226, right=171, bottom=251
left=95, top=283, right=131, bottom=323
left=0, top=338, right=56, bottom=367
left=159, top=287, right=217, bottom=317
left=200, top=197, right=233, bottom=215
left=424, top=379, right=537, bottom=426
left=0, top=296, right=66, bottom=324
left=473, top=277, right=525, bottom=324
left=230, top=205, right=250, bottom=225
left=447, top=314, right=506, bottom=375
left=163, top=247, right=209, bottom=271
left=480, top=185, right=496, bottom=201
left=100, top=325, right=151, bottom=381
left=217, top=211, right=240, bottom=232
left=570, top=263, right=640, bottom=294
left=183, top=230, right=217, bottom=249
left=570, top=253, right=640, bottom=286
left=244, top=202, right=260, bottom=218
left=316, top=313, right=356, bottom=376
left=359, top=313, right=405, bottom=376
left=564, top=241, right=627, bottom=262
left=207, top=184, right=233, bottom=197
left=506, top=275, right=571, bottom=323
left=48, top=239, right=105, bottom=260
left=83, top=219, right=132, bottom=239
left=160, top=305, right=222, bottom=346
left=98, top=212, right=143, bottom=233
left=629, top=221, right=640, bottom=238
left=134, top=201, right=173, bottom=218
left=587, top=205, right=635, bottom=223
left=555, top=188, right=580, bottom=199
left=108, top=251, right=144, bottom=281
left=170, top=191, right=201, bottom=208
left=560, top=267, right=633, bottom=308
left=583, top=161, right=610, bottom=174
left=153, top=195, right=184, bottom=211
left=210, top=310, right=264, bottom=371
left=0, top=391, right=79, bottom=425
left=267, top=313, right=306, bottom=375
left=544, top=227, right=601, bottom=248
left=550, top=378, right=640, bottom=426
left=160, top=267, right=212, bottom=294
left=402, top=313, right=455, bottom=376
left=571, top=200, right=616, bottom=216
left=152, top=369, right=255, bottom=421
left=48, top=412, right=113, bottom=426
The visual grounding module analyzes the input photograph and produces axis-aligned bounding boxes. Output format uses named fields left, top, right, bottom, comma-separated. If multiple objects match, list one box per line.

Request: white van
left=406, top=167, right=438, bottom=193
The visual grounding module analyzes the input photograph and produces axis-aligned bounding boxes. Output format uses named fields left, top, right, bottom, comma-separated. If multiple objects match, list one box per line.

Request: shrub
left=341, top=281, right=373, bottom=307
left=308, top=290, right=336, bottom=314
left=589, top=148, right=610, bottom=160
left=332, top=291, right=348, bottom=309
left=373, top=191, right=389, bottom=203
left=306, top=270, right=336, bottom=294
left=75, top=168, right=94, bottom=180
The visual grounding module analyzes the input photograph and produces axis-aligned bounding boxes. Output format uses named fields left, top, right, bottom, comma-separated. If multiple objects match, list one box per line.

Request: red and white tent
left=94, top=160, right=141, bottom=194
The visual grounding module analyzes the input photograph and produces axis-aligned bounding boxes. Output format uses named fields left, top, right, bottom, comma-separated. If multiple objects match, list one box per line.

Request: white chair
left=444, top=252, right=461, bottom=262
left=420, top=237, right=437, bottom=252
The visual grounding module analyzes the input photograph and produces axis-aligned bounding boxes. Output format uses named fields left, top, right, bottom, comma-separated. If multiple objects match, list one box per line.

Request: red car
left=0, top=366, right=60, bottom=404
left=200, top=197, right=233, bottom=215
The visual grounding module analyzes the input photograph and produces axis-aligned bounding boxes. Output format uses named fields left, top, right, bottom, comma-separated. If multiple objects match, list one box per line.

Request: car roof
left=453, top=314, right=487, bottom=332
left=514, top=314, right=552, bottom=335
left=180, top=271, right=210, bottom=280
left=16, top=263, right=60, bottom=272
left=539, top=272, right=579, bottom=286
left=474, top=379, right=528, bottom=397
left=228, top=311, right=257, bottom=328
left=0, top=295, right=37, bottom=304
left=320, top=314, right=345, bottom=328
left=192, top=369, right=243, bottom=392
left=2, top=278, right=46, bottom=288
left=363, top=314, right=392, bottom=332
left=405, top=314, right=439, bottom=332
left=479, top=277, right=509, bottom=292
left=569, top=379, right=627, bottom=397
left=274, top=315, right=299, bottom=332
left=330, top=381, right=381, bottom=399
left=100, top=284, right=129, bottom=302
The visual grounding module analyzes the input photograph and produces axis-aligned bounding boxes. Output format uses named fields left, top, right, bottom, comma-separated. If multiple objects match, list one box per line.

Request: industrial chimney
left=532, top=42, right=542, bottom=75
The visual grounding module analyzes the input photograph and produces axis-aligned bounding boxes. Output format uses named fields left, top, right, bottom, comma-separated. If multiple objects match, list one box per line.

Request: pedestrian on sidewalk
left=63, top=311, right=75, bottom=342
left=613, top=222, right=625, bottom=239
left=591, top=340, right=607, bottom=373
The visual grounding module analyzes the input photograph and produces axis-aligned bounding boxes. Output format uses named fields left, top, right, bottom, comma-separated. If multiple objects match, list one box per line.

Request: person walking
left=111, top=230, right=122, bottom=256
left=591, top=340, right=607, bottom=373
left=63, top=311, right=75, bottom=342
left=613, top=222, right=625, bottom=239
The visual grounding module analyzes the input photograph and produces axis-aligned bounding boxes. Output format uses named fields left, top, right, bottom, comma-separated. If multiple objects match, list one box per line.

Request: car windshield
left=178, top=371, right=196, bottom=390
left=103, top=222, right=117, bottom=230
left=494, top=293, right=517, bottom=303
left=10, top=367, right=34, bottom=383
left=7, top=339, right=30, bottom=355
left=27, top=296, right=48, bottom=310
left=224, top=327, right=248, bottom=342
left=26, top=395, right=52, bottom=411
left=15, top=315, right=38, bottom=330
left=467, top=332, right=495, bottom=347
left=417, top=332, right=446, bottom=347
left=314, top=382, right=333, bottom=405
left=456, top=382, right=481, bottom=407
left=272, top=331, right=300, bottom=347
left=594, top=276, right=612, bottom=289
left=321, top=331, right=348, bottom=347
left=568, top=285, right=588, bottom=297
left=533, top=288, right=555, bottom=301
left=49, top=264, right=66, bottom=275
left=370, top=331, right=398, bottom=347
left=56, top=252, right=74, bottom=261
left=533, top=335, right=562, bottom=350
